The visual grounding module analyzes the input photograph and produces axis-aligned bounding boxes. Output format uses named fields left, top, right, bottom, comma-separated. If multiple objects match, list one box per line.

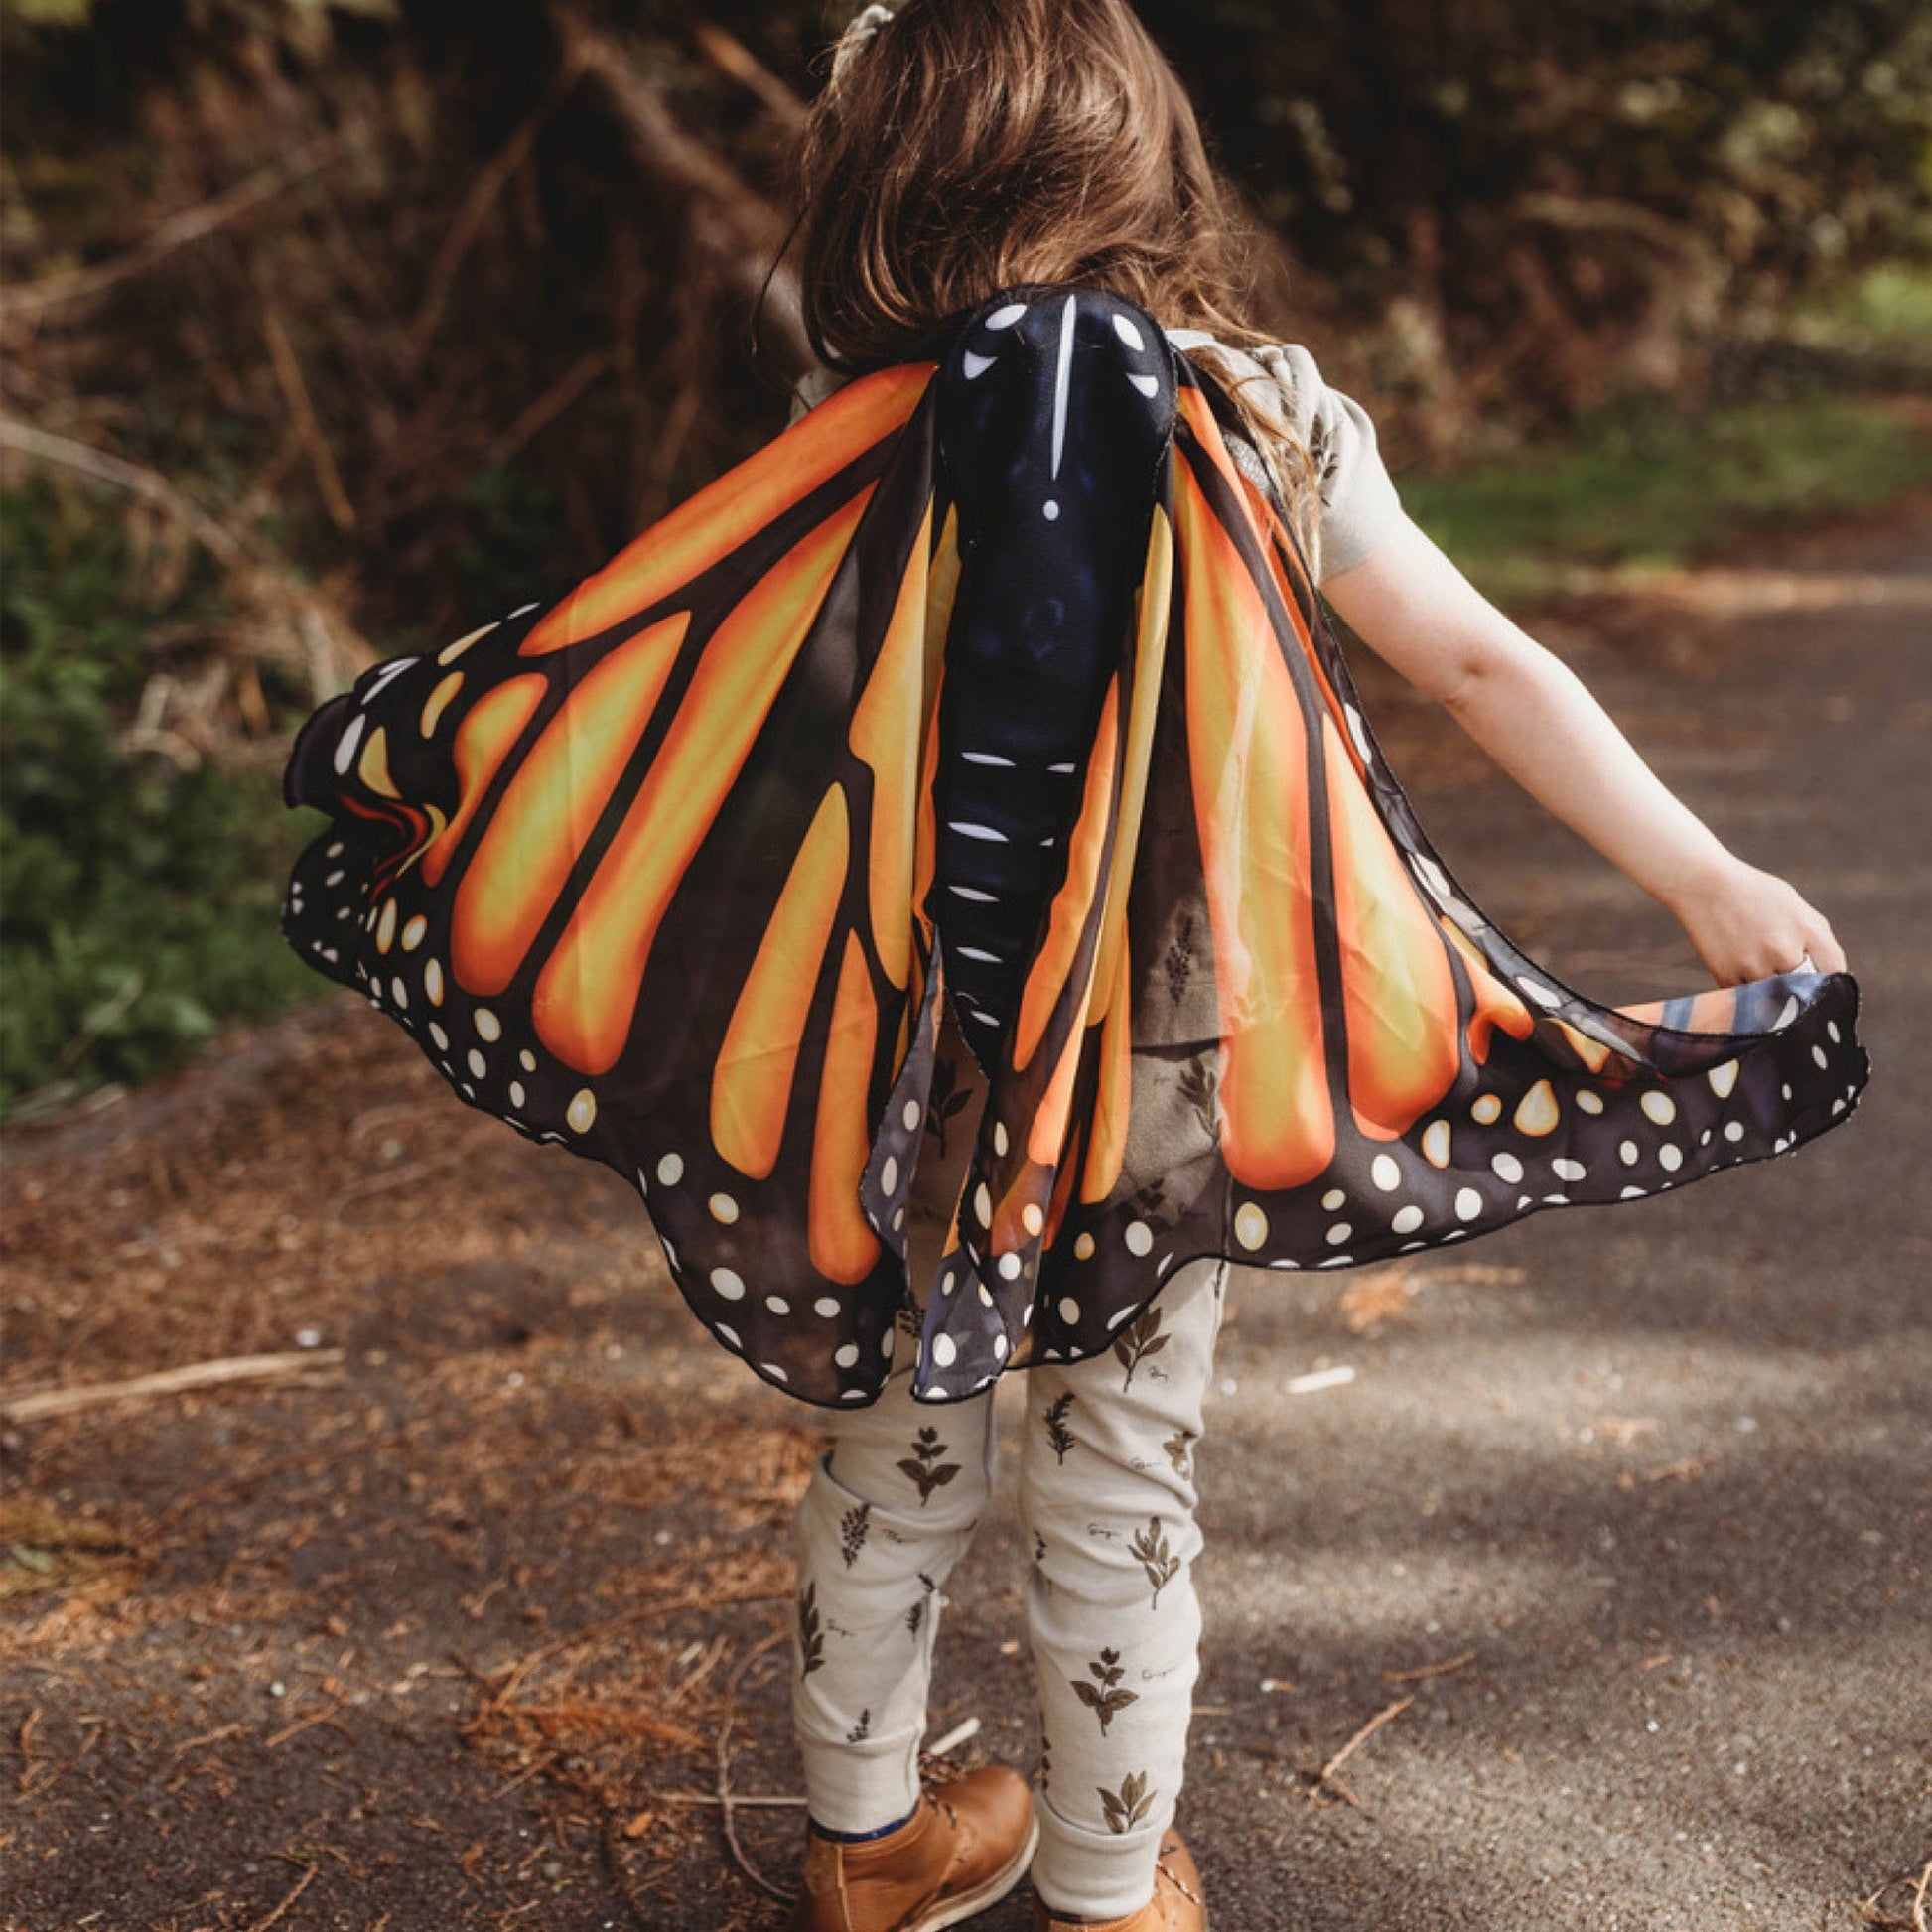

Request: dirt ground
left=4, top=486, right=1928, bottom=1931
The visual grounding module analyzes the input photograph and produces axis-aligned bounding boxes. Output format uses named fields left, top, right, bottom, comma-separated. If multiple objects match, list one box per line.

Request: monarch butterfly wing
left=282, top=363, right=955, bottom=1407
left=1011, top=348, right=1869, bottom=1366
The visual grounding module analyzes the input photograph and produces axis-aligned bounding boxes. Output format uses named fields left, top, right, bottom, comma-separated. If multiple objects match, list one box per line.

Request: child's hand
left=1661, top=855, right=1849, bottom=987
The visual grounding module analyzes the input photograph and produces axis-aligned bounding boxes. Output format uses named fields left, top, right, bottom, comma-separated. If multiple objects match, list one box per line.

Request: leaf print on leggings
left=1099, top=1770, right=1155, bottom=1835
left=1132, top=1516, right=1179, bottom=1607
left=839, top=1502, right=872, bottom=1568
left=925, top=1052, right=975, bottom=1155
left=897, top=1426, right=961, bottom=1505
left=1043, top=1392, right=1076, bottom=1463
left=797, top=1581, right=825, bottom=1677
left=1113, top=1308, right=1169, bottom=1389
left=1071, top=1647, right=1139, bottom=1734
left=906, top=1572, right=936, bottom=1637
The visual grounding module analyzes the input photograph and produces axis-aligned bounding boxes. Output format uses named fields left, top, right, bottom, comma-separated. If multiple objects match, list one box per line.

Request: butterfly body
left=932, top=292, right=1173, bottom=1063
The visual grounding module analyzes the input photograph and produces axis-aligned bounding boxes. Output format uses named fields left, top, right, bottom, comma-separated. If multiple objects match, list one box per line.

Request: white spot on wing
left=333, top=712, right=365, bottom=776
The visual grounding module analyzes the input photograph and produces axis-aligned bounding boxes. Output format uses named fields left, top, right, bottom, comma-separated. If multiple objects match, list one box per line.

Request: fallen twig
left=2, top=1350, right=346, bottom=1423
left=1285, top=1365, right=1356, bottom=1396
left=1381, top=1650, right=1475, bottom=1685
left=717, top=1629, right=795, bottom=1903
left=169, top=1722, right=247, bottom=1758
left=656, top=1791, right=806, bottom=1810
left=480, top=1587, right=786, bottom=1715
left=925, top=1716, right=981, bottom=1760
left=1855, top=1859, right=1932, bottom=1930
left=264, top=1700, right=352, bottom=1750
left=242, top=1861, right=317, bottom=1932
left=14, top=1708, right=40, bottom=1797
left=1307, top=1695, right=1414, bottom=1808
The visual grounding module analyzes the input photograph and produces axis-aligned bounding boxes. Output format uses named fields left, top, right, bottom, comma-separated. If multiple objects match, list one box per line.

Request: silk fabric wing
left=282, top=284, right=1870, bottom=1409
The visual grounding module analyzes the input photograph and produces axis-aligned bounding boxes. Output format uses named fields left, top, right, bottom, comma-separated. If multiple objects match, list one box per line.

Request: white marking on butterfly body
left=986, top=303, right=1028, bottom=330
left=1050, top=293, right=1076, bottom=478
left=1112, top=314, right=1147, bottom=351
left=949, top=822, right=1008, bottom=842
left=962, top=350, right=996, bottom=380
left=961, top=751, right=1016, bottom=766
left=1128, top=373, right=1160, bottom=399
left=949, top=885, right=997, bottom=902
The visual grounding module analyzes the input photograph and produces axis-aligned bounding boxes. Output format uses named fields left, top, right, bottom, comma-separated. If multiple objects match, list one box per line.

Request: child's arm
left=1320, top=513, right=1849, bottom=986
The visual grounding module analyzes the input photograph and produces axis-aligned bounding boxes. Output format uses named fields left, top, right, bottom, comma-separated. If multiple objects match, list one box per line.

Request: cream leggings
left=788, top=1132, right=1229, bottom=1920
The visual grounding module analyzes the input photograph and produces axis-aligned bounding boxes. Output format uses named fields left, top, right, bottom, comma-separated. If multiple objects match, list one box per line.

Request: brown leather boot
left=1031, top=1826, right=1207, bottom=1931
left=786, top=1763, right=1039, bottom=1932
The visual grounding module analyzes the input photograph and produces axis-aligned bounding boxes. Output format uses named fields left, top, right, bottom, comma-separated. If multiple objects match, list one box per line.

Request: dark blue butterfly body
left=931, top=291, right=1176, bottom=1067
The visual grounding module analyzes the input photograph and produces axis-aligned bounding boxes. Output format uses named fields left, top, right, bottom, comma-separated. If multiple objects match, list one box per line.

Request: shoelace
left=1154, top=1851, right=1203, bottom=1908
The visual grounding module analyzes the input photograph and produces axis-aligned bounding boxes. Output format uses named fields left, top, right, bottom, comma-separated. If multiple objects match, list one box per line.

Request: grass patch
left=1400, top=389, right=1932, bottom=605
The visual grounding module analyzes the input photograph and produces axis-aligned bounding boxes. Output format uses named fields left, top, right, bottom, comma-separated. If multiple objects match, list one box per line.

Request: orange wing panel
left=418, top=675, right=548, bottom=889
left=533, top=489, right=874, bottom=1075
left=450, top=615, right=688, bottom=997
left=1322, top=712, right=1462, bottom=1138
left=848, top=500, right=934, bottom=990
left=710, top=784, right=852, bottom=1180
left=1014, top=681, right=1120, bottom=1072
left=521, top=364, right=932, bottom=656
left=809, top=931, right=886, bottom=1285
left=1080, top=937, right=1133, bottom=1205
left=1177, top=458, right=1333, bottom=1191
left=1090, top=505, right=1173, bottom=1017
left=1442, top=920, right=1540, bottom=1062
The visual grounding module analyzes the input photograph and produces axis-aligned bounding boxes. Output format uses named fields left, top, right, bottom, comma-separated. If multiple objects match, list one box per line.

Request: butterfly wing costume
left=282, top=284, right=1871, bottom=1408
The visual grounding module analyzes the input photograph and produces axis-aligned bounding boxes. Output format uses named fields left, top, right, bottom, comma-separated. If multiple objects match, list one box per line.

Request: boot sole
left=905, top=1812, right=1041, bottom=1932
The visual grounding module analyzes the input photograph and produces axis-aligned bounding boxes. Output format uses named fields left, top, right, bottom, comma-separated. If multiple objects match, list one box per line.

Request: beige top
left=789, top=327, right=1405, bottom=585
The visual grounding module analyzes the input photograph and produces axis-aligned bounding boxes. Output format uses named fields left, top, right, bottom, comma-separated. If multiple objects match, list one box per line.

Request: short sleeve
left=788, top=364, right=844, bottom=425
left=1167, top=330, right=1406, bottom=583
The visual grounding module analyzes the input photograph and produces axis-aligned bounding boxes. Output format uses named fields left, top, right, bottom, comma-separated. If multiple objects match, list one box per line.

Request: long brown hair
left=790, top=0, right=1325, bottom=565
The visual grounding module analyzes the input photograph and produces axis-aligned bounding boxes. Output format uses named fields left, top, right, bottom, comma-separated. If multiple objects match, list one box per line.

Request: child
left=771, top=9, right=1858, bottom=1930
left=279, top=4, right=1868, bottom=1927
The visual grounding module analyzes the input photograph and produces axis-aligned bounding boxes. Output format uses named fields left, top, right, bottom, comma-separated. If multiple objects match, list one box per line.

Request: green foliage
left=1401, top=392, right=1932, bottom=604
left=0, top=482, right=319, bottom=1115
left=1790, top=260, right=1932, bottom=354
